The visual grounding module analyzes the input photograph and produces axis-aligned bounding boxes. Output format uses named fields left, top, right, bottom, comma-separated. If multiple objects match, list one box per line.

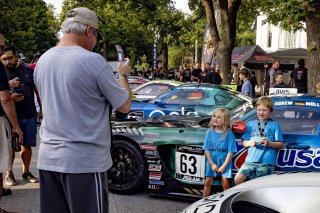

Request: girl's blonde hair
left=209, top=108, right=231, bottom=133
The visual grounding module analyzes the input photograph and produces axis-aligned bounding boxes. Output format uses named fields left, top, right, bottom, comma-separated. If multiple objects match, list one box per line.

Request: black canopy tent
left=211, top=45, right=294, bottom=70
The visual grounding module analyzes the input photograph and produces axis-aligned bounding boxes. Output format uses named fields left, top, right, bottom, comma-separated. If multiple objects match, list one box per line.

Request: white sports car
left=180, top=172, right=320, bottom=213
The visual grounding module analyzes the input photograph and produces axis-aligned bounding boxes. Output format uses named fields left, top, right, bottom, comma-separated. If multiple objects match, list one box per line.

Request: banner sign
left=269, top=88, right=297, bottom=95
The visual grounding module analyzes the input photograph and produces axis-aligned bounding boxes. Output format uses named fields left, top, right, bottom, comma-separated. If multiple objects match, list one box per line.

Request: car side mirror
left=232, top=121, right=246, bottom=133
left=154, top=98, right=164, bottom=105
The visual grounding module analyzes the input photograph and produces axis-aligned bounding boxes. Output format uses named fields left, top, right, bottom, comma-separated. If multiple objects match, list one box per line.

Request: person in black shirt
left=199, top=62, right=211, bottom=83
left=191, top=63, right=201, bottom=82
left=166, top=68, right=175, bottom=80
left=180, top=64, right=191, bottom=82
left=1, top=45, right=41, bottom=186
left=206, top=66, right=222, bottom=85
left=0, top=34, right=23, bottom=213
left=289, top=58, right=308, bottom=93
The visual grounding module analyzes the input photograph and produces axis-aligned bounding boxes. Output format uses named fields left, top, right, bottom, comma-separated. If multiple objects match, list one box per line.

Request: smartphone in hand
left=115, top=45, right=125, bottom=61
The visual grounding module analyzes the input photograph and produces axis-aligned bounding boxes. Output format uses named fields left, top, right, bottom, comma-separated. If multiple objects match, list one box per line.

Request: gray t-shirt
left=34, top=46, right=129, bottom=173
left=241, top=80, right=253, bottom=98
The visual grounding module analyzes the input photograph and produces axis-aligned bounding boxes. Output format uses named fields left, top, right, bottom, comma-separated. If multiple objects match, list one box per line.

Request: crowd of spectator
left=130, top=58, right=311, bottom=99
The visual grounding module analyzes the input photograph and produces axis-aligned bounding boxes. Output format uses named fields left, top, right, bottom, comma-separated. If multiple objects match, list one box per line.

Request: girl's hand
left=211, top=163, right=219, bottom=172
left=218, top=166, right=226, bottom=174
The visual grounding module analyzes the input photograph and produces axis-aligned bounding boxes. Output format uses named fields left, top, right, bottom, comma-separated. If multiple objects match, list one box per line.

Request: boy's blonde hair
left=255, top=96, right=273, bottom=112
left=209, top=108, right=231, bottom=132
left=316, top=82, right=320, bottom=94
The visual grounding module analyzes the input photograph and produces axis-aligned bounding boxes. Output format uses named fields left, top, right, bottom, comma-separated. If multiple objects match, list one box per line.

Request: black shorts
left=39, top=170, right=109, bottom=213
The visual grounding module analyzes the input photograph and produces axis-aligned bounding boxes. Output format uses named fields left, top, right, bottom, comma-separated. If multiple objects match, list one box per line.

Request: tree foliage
left=0, top=0, right=59, bottom=60
left=258, top=0, right=320, bottom=94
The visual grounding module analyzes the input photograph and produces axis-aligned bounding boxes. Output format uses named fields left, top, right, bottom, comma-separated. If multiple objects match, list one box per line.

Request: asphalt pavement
left=0, top=129, right=191, bottom=213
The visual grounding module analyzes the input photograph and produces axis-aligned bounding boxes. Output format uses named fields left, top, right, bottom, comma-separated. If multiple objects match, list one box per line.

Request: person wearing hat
left=17, top=53, right=27, bottom=67
left=34, top=7, right=132, bottom=213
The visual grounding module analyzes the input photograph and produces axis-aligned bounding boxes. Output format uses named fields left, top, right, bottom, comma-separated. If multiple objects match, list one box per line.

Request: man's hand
left=11, top=93, right=24, bottom=102
left=37, top=111, right=43, bottom=123
left=8, top=77, right=20, bottom=88
left=117, top=58, right=131, bottom=79
left=12, top=127, right=23, bottom=144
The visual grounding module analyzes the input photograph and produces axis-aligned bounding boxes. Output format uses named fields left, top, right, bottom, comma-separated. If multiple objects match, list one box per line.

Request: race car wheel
left=108, top=139, right=147, bottom=194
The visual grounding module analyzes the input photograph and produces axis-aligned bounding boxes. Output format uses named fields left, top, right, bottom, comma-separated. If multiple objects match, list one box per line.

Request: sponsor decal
left=295, top=102, right=305, bottom=106
left=148, top=184, right=160, bottom=190
left=147, top=159, right=161, bottom=164
left=305, top=102, right=320, bottom=107
left=269, top=88, right=297, bottom=95
left=149, top=172, right=162, bottom=180
left=277, top=149, right=320, bottom=168
left=274, top=101, right=293, bottom=106
left=177, top=145, right=203, bottom=155
left=148, top=107, right=199, bottom=117
left=145, top=150, right=157, bottom=158
left=233, top=149, right=247, bottom=170
left=180, top=194, right=225, bottom=213
left=149, top=180, right=165, bottom=185
left=149, top=164, right=162, bottom=171
left=176, top=173, right=203, bottom=183
left=140, top=145, right=156, bottom=150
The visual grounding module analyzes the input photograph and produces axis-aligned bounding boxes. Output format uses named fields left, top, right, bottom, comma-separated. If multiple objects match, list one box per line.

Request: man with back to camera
left=289, top=58, right=308, bottom=93
left=1, top=45, right=42, bottom=186
left=34, top=7, right=132, bottom=213
left=0, top=33, right=23, bottom=213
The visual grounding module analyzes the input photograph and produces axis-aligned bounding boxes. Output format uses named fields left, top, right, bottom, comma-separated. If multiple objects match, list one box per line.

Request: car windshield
left=230, top=102, right=254, bottom=123
left=134, top=84, right=172, bottom=96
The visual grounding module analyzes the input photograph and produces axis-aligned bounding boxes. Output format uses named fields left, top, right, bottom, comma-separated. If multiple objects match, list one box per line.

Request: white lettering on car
left=149, top=107, right=199, bottom=117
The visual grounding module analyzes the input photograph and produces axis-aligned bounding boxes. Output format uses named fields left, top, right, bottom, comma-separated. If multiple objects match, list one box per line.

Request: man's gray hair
left=61, top=21, right=87, bottom=34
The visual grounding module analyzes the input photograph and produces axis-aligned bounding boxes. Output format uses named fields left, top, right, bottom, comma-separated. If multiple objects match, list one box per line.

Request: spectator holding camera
left=1, top=45, right=42, bottom=186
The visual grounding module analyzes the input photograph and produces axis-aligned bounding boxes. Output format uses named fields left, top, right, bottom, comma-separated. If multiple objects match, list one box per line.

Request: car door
left=271, top=107, right=320, bottom=172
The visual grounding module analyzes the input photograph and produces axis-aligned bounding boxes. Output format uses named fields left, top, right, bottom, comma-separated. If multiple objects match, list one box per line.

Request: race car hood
left=181, top=172, right=320, bottom=213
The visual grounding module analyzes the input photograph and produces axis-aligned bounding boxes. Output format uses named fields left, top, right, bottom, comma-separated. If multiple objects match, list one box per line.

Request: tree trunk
left=216, top=46, right=232, bottom=84
left=305, top=5, right=320, bottom=94
left=202, top=0, right=241, bottom=84
left=162, top=42, right=169, bottom=73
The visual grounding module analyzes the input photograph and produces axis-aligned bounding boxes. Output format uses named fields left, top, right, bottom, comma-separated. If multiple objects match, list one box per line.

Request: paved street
left=1, top=130, right=191, bottom=213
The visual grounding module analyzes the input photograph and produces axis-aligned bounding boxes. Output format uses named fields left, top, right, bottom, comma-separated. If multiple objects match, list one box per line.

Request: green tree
left=61, top=0, right=155, bottom=64
left=0, top=0, right=59, bottom=59
left=259, top=0, right=320, bottom=94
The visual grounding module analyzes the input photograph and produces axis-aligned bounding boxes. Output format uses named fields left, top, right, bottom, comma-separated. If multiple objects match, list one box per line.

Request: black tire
left=108, top=139, right=147, bottom=194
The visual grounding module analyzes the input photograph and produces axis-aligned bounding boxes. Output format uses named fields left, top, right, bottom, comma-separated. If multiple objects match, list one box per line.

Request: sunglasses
left=0, top=45, right=4, bottom=51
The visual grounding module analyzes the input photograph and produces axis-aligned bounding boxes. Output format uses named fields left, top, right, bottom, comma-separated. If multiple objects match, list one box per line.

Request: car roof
left=269, top=94, right=320, bottom=103
left=140, top=80, right=183, bottom=85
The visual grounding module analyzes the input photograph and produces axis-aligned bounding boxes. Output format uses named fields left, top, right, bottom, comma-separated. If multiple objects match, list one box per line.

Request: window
left=271, top=109, right=319, bottom=134
left=135, top=84, right=171, bottom=96
left=163, top=91, right=205, bottom=105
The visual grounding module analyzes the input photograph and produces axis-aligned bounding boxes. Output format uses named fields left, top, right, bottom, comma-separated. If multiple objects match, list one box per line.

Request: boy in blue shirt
left=234, top=96, right=283, bottom=185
